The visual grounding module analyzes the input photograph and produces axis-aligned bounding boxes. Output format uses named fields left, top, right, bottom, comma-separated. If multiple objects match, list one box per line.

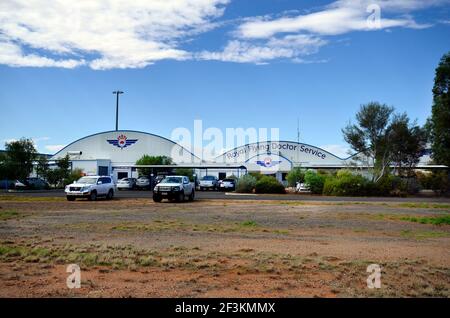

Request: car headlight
left=172, top=186, right=180, bottom=191
left=154, top=186, right=159, bottom=191
left=81, top=186, right=90, bottom=192
left=65, top=185, right=69, bottom=191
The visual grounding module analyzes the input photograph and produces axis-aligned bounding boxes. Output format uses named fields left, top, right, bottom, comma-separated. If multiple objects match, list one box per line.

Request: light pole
left=113, top=90, right=124, bottom=131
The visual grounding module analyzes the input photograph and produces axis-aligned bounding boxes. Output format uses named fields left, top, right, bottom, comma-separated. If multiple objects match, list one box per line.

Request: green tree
left=342, top=102, right=394, bottom=182
left=4, top=138, right=37, bottom=180
left=286, top=167, right=306, bottom=187
left=174, top=168, right=194, bottom=181
left=46, top=169, right=62, bottom=188
left=65, top=168, right=84, bottom=185
left=0, top=152, right=13, bottom=180
left=135, top=155, right=173, bottom=176
left=36, top=155, right=50, bottom=179
left=429, top=52, right=450, bottom=193
left=56, top=154, right=71, bottom=184
left=389, top=113, right=427, bottom=176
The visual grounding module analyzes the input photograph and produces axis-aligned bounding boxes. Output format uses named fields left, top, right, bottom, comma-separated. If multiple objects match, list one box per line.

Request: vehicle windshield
left=76, top=177, right=97, bottom=184
left=202, top=176, right=215, bottom=180
left=161, top=177, right=182, bottom=184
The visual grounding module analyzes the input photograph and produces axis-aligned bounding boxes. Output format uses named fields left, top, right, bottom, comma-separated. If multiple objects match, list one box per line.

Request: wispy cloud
left=2, top=136, right=50, bottom=144
left=197, top=35, right=327, bottom=64
left=201, top=0, right=445, bottom=64
left=236, top=0, right=437, bottom=39
left=0, top=0, right=447, bottom=68
left=0, top=0, right=228, bottom=69
left=45, top=145, right=65, bottom=153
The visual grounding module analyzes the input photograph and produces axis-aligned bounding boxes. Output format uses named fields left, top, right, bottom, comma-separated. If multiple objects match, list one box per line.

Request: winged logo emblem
left=256, top=157, right=282, bottom=168
left=107, top=134, right=138, bottom=149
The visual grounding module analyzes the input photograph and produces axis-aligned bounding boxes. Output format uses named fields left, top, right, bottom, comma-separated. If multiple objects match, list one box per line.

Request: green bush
left=174, top=168, right=194, bottom=181
left=249, top=173, right=265, bottom=181
left=236, top=174, right=257, bottom=193
left=64, top=168, right=84, bottom=186
left=226, top=175, right=239, bottom=181
left=430, top=171, right=450, bottom=196
left=304, top=171, right=326, bottom=194
left=255, top=176, right=286, bottom=194
left=323, top=170, right=371, bottom=196
left=286, top=167, right=306, bottom=187
left=374, top=174, right=412, bottom=196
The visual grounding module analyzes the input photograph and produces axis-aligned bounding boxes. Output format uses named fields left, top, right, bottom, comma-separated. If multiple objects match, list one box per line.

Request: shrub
left=286, top=167, right=306, bottom=187
left=430, top=171, right=450, bottom=196
left=249, top=173, right=265, bottom=181
left=235, top=174, right=257, bottom=193
left=375, top=174, right=415, bottom=196
left=64, top=168, right=84, bottom=186
left=304, top=171, right=326, bottom=194
left=322, top=170, right=371, bottom=196
left=255, top=176, right=286, bottom=194
left=322, top=177, right=336, bottom=195
left=416, top=171, right=433, bottom=189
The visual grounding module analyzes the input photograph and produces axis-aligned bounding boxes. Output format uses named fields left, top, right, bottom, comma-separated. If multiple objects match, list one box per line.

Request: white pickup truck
left=153, top=176, right=195, bottom=202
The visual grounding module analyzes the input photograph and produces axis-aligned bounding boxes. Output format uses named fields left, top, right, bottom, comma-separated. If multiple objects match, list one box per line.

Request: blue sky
left=1, top=0, right=450, bottom=157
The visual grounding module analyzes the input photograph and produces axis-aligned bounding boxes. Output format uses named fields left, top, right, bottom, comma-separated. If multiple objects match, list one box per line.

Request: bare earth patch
left=0, top=197, right=448, bottom=297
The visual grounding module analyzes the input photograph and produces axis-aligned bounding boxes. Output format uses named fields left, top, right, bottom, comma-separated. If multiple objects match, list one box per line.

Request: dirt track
left=0, top=197, right=449, bottom=297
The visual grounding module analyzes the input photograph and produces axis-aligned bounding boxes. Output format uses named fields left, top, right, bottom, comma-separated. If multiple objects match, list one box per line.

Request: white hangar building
left=51, top=130, right=200, bottom=181
left=51, top=130, right=435, bottom=183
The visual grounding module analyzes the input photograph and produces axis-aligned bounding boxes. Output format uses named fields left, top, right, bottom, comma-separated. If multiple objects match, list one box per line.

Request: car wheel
left=66, top=196, right=76, bottom=201
left=106, top=189, right=114, bottom=200
left=88, top=191, right=97, bottom=201
left=153, top=194, right=162, bottom=202
left=189, top=190, right=195, bottom=201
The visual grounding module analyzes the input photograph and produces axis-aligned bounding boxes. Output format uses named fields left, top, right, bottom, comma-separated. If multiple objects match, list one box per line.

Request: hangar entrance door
left=117, top=172, right=128, bottom=180
left=98, top=166, right=109, bottom=176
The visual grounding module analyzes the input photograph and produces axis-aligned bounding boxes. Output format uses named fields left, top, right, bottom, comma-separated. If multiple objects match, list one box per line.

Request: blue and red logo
left=256, top=157, right=282, bottom=168
left=107, top=134, right=138, bottom=149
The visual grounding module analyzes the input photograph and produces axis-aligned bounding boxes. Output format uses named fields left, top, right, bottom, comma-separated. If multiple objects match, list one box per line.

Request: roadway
left=1, top=189, right=450, bottom=203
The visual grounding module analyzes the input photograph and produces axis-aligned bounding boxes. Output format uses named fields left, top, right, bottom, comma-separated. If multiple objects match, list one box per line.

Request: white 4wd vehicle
left=65, top=176, right=115, bottom=201
left=153, top=176, right=194, bottom=202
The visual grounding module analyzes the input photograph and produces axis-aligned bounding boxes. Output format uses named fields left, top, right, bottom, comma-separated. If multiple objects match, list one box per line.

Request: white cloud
left=32, top=136, right=51, bottom=143
left=198, top=34, right=326, bottom=63
left=0, top=0, right=446, bottom=68
left=236, top=0, right=440, bottom=39
left=2, top=136, right=50, bottom=144
left=2, top=138, right=17, bottom=144
left=0, top=42, right=85, bottom=68
left=0, top=0, right=228, bottom=69
left=45, top=145, right=65, bottom=153
left=199, top=0, right=446, bottom=64
left=320, top=144, right=352, bottom=158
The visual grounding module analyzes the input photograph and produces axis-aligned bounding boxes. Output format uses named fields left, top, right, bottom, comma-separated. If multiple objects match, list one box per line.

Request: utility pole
left=297, top=117, right=300, bottom=165
left=113, top=90, right=124, bottom=131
